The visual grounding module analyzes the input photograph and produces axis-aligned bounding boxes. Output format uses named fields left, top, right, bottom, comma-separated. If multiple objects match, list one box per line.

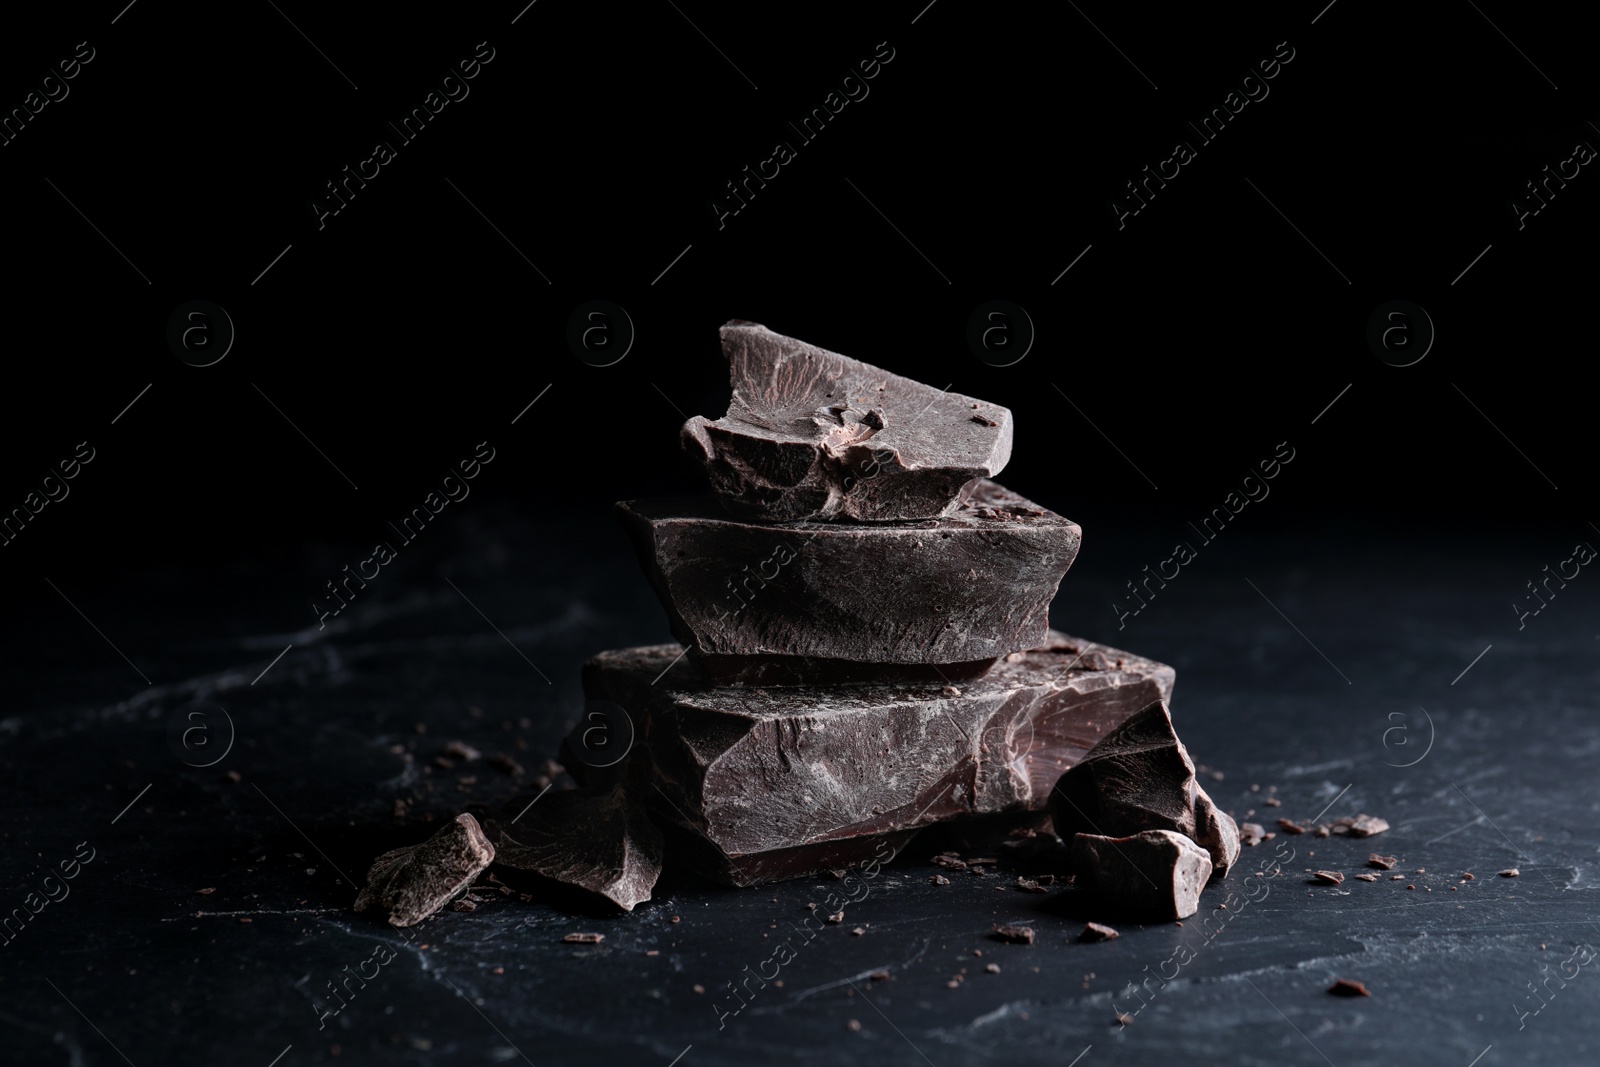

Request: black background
left=2, top=3, right=1596, bottom=1066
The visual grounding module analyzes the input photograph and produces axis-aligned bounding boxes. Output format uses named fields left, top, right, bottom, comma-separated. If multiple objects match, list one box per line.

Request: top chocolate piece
left=681, top=321, right=1014, bottom=522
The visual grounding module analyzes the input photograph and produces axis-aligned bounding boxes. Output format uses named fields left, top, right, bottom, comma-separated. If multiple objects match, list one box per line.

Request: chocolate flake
left=1311, top=870, right=1344, bottom=885
left=563, top=932, right=604, bottom=944
left=489, top=785, right=663, bottom=912
left=1367, top=854, right=1397, bottom=870
left=1346, top=814, right=1390, bottom=838
left=1079, top=922, right=1120, bottom=942
left=1354, top=873, right=1379, bottom=882
left=1276, top=818, right=1306, bottom=835
left=991, top=924, right=1036, bottom=944
left=1328, top=978, right=1370, bottom=997
left=1499, top=868, right=1520, bottom=877
left=354, top=813, right=495, bottom=927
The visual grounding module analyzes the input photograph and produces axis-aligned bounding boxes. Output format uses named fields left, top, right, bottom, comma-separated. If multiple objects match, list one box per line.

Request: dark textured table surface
left=4, top=507, right=1595, bottom=1067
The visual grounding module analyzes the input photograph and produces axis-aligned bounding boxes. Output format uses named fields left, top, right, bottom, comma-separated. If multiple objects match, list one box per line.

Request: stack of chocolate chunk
left=561, top=322, right=1194, bottom=896
left=356, top=322, right=1233, bottom=925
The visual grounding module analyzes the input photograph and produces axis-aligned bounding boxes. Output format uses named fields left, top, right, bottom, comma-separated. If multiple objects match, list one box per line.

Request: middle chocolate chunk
left=616, top=479, right=1081, bottom=684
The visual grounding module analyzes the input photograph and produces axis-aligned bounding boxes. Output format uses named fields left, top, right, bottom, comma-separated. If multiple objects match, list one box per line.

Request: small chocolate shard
left=991, top=923, right=1035, bottom=944
left=1050, top=701, right=1198, bottom=845
left=1069, top=829, right=1213, bottom=921
left=1014, top=876, right=1048, bottom=893
left=1276, top=818, right=1306, bottom=835
left=1114, top=1013, right=1135, bottom=1026
left=1354, top=873, right=1379, bottom=882
left=443, top=741, right=481, bottom=762
left=489, top=753, right=525, bottom=776
left=1367, top=854, right=1397, bottom=870
left=1311, top=870, right=1344, bottom=885
left=929, top=874, right=951, bottom=885
left=1079, top=921, right=1120, bottom=942
left=1499, top=868, right=1520, bottom=878
left=1328, top=978, right=1370, bottom=997
left=1346, top=814, right=1390, bottom=838
left=1193, top=784, right=1240, bottom=876
left=1239, top=822, right=1266, bottom=847
left=826, top=911, right=845, bottom=924
left=681, top=321, right=1014, bottom=522
left=489, top=785, right=663, bottom=912
left=354, top=813, right=495, bottom=927
left=562, top=932, right=604, bottom=944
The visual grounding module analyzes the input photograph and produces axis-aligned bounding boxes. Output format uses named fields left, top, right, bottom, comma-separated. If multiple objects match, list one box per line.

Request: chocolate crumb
left=197, top=887, right=215, bottom=895
left=826, top=869, right=847, bottom=880
left=1263, top=797, right=1281, bottom=808
left=1462, top=872, right=1475, bottom=881
left=451, top=898, right=477, bottom=912
left=1239, top=822, right=1266, bottom=847
left=847, top=1019, right=862, bottom=1033
left=1367, top=854, right=1398, bottom=870
left=1328, top=978, right=1370, bottom=997
left=1346, top=814, right=1389, bottom=838
left=985, top=963, right=1001, bottom=974
left=443, top=741, right=481, bottom=762
left=563, top=932, right=603, bottom=943
left=1079, top=922, right=1120, bottom=942
left=489, top=753, right=524, bottom=776
left=671, top=915, right=681, bottom=923
left=1500, top=868, right=1520, bottom=877
left=1276, top=818, right=1305, bottom=834
left=1015, top=876, right=1048, bottom=893
left=1115, top=1012, right=1135, bottom=1026
left=1311, top=870, right=1344, bottom=886
left=238, top=917, right=252, bottom=924
left=1354, top=873, right=1379, bottom=882
left=869, top=970, right=889, bottom=981
left=1390, top=875, right=1404, bottom=881
left=851, top=927, right=866, bottom=936
left=826, top=911, right=845, bottom=924
left=224, top=770, right=241, bottom=784
left=693, top=984, right=705, bottom=994
left=991, top=923, right=1035, bottom=944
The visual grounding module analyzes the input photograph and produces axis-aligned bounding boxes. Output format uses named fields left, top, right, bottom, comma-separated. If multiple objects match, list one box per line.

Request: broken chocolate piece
left=354, top=813, right=495, bottom=927
left=929, top=874, right=951, bottom=885
left=443, top=740, right=481, bottom=762
left=584, top=632, right=1173, bottom=885
left=1311, top=870, right=1344, bottom=885
left=991, top=923, right=1035, bottom=944
left=1193, top=784, right=1240, bottom=876
left=1328, top=978, right=1370, bottom=997
left=616, top=480, right=1080, bottom=681
left=1069, top=830, right=1213, bottom=921
left=1049, top=701, right=1198, bottom=846
left=1239, top=822, right=1266, bottom=847
left=1499, top=868, right=1520, bottom=877
left=1079, top=921, right=1120, bottom=942
left=1354, top=872, right=1379, bottom=882
left=1014, top=876, right=1048, bottom=893
left=488, top=784, right=663, bottom=912
left=1276, top=818, right=1306, bottom=835
left=681, top=321, right=1014, bottom=522
left=1345, top=814, right=1390, bottom=838
left=562, top=931, right=604, bottom=944
left=1367, top=854, right=1397, bottom=870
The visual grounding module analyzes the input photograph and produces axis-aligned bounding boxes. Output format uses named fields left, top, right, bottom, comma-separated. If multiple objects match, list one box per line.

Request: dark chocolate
left=354, top=813, right=495, bottom=927
left=1048, top=701, right=1198, bottom=846
left=681, top=320, right=1013, bottom=522
left=583, top=632, right=1173, bottom=885
left=1068, top=829, right=1212, bottom=921
left=616, top=480, right=1080, bottom=679
left=488, top=785, right=663, bottom=912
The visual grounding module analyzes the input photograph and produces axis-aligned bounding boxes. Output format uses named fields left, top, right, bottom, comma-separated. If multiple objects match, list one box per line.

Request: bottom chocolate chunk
left=354, top=813, right=495, bottom=927
left=582, top=631, right=1174, bottom=886
left=1069, top=829, right=1213, bottom=921
left=488, top=785, right=664, bottom=912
